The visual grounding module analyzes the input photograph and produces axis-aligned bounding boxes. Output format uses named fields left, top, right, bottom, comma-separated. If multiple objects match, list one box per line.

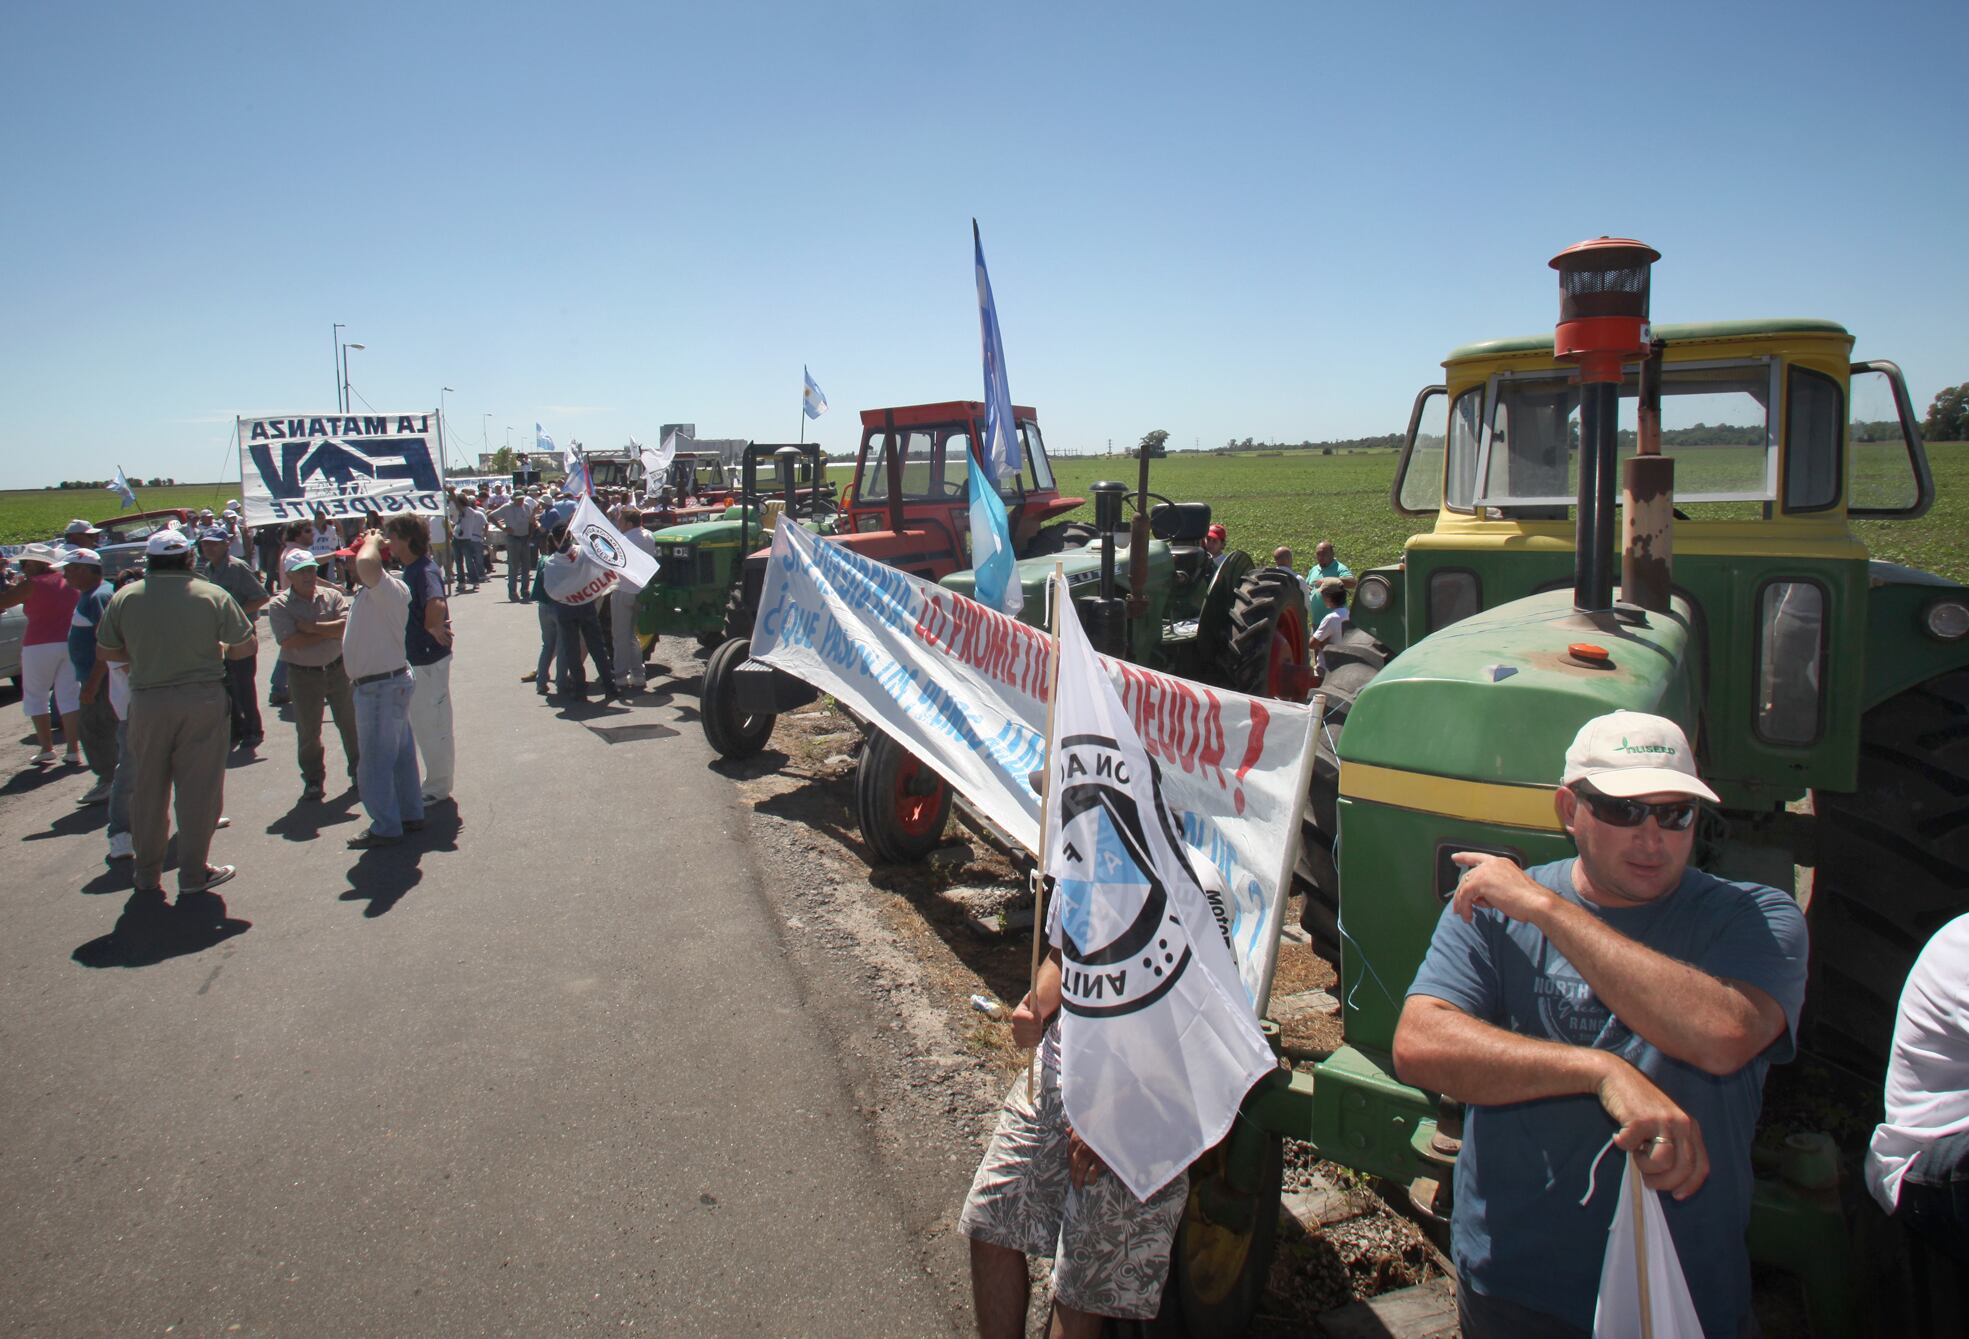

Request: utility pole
left=332, top=323, right=345, bottom=410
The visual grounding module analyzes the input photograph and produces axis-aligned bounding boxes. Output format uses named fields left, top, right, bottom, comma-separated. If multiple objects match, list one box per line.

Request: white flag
left=105, top=466, right=137, bottom=510
left=1592, top=1152, right=1704, bottom=1337
left=1044, top=573, right=1277, bottom=1200
left=540, top=547, right=616, bottom=605
left=564, top=494, right=660, bottom=590
left=640, top=431, right=678, bottom=484
left=802, top=366, right=828, bottom=420
left=535, top=422, right=556, bottom=458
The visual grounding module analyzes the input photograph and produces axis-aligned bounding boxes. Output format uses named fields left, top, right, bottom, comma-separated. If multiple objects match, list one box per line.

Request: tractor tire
left=700, top=636, right=774, bottom=760
left=1320, top=622, right=1393, bottom=675
left=1170, top=1134, right=1285, bottom=1336
left=1296, top=657, right=1385, bottom=964
left=1805, top=668, right=1969, bottom=1078
left=1211, top=566, right=1310, bottom=701
left=720, top=579, right=758, bottom=644
left=1023, top=519, right=1099, bottom=558
left=856, top=730, right=953, bottom=865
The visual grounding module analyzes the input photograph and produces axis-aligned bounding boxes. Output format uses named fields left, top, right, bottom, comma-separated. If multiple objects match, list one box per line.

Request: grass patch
left=0, top=484, right=239, bottom=546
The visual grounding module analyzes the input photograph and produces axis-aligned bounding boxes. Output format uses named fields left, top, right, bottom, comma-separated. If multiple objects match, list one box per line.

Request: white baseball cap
left=64, top=518, right=95, bottom=535
left=61, top=547, right=102, bottom=567
left=283, top=549, right=320, bottom=574
left=1562, top=710, right=1718, bottom=802
left=146, top=529, right=192, bottom=557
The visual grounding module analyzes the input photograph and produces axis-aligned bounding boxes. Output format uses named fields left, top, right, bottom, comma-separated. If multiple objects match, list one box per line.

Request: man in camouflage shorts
left=960, top=945, right=1188, bottom=1337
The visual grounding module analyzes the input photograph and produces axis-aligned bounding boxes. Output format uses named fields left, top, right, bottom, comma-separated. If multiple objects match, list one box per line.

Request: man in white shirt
left=1310, top=579, right=1349, bottom=682
left=1867, top=913, right=1969, bottom=1262
left=493, top=491, right=537, bottom=601
left=609, top=506, right=657, bottom=692
left=343, top=529, right=423, bottom=848
left=454, top=497, right=489, bottom=592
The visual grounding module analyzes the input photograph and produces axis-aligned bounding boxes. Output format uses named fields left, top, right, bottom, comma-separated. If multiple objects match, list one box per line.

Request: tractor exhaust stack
left=1622, top=340, right=1674, bottom=612
left=1551, top=238, right=1660, bottom=615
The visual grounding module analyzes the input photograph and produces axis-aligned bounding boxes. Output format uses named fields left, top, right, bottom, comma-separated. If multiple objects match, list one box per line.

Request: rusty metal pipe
left=1127, top=442, right=1151, bottom=618
left=1623, top=342, right=1673, bottom=611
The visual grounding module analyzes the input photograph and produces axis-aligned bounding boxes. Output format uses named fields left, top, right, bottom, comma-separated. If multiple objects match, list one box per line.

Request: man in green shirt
left=97, top=530, right=256, bottom=899
left=1306, top=539, right=1355, bottom=592
left=198, top=527, right=270, bottom=750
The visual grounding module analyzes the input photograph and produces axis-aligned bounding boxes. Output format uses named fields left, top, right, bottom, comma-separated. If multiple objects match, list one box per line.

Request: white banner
left=566, top=495, right=660, bottom=590
left=750, top=520, right=1316, bottom=1004
left=239, top=412, right=445, bottom=527
left=541, top=547, right=616, bottom=606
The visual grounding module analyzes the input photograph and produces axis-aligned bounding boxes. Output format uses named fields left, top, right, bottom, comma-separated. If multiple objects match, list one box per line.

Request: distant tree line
left=1213, top=433, right=1403, bottom=454
left=1925, top=383, right=1968, bottom=442
left=51, top=478, right=174, bottom=489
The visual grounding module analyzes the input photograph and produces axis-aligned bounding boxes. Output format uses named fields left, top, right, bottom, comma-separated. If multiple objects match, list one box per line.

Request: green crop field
left=1048, top=442, right=1969, bottom=584
left=0, top=485, right=241, bottom=546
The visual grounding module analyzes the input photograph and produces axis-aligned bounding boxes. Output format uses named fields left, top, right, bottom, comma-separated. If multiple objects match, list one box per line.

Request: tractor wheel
left=1297, top=658, right=1384, bottom=963
left=721, top=579, right=758, bottom=644
left=700, top=637, right=774, bottom=759
left=1155, top=1135, right=1285, bottom=1337
left=1805, top=668, right=1969, bottom=1078
left=856, top=730, right=953, bottom=865
left=1023, top=519, right=1099, bottom=558
left=1212, top=566, right=1310, bottom=701
left=695, top=627, right=725, bottom=651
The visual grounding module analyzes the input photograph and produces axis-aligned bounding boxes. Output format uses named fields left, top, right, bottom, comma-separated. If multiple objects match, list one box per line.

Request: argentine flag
left=970, top=222, right=1023, bottom=616
left=105, top=465, right=137, bottom=510
left=802, top=366, right=829, bottom=420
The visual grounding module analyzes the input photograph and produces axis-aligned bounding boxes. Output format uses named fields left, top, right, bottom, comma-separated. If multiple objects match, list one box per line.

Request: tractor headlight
left=1923, top=598, right=1969, bottom=641
left=1356, top=574, right=1392, bottom=612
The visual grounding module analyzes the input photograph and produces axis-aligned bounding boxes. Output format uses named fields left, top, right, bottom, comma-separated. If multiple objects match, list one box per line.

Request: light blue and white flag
left=970, top=221, right=1023, bottom=616
left=535, top=422, right=556, bottom=459
left=105, top=466, right=137, bottom=510
left=802, top=366, right=829, bottom=420
left=1042, top=571, right=1276, bottom=1200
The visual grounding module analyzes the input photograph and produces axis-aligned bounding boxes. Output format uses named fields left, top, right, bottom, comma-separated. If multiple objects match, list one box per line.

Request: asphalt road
left=0, top=581, right=960, bottom=1338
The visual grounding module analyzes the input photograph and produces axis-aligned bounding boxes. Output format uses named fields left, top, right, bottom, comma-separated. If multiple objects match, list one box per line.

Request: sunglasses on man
left=1569, top=782, right=1700, bottom=832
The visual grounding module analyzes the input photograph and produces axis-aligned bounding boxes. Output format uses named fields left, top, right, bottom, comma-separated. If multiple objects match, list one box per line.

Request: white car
left=0, top=604, right=23, bottom=689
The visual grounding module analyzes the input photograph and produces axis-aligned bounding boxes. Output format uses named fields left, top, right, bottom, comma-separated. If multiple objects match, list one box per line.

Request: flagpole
left=1253, top=690, right=1327, bottom=1016
left=1025, top=563, right=1068, bottom=1103
left=1632, top=1154, right=1655, bottom=1339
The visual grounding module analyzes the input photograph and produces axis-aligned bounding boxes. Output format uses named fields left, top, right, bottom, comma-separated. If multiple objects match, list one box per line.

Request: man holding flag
left=960, top=573, right=1276, bottom=1337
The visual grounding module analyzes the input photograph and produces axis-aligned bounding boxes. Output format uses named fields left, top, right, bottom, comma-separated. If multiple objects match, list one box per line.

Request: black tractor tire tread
left=1023, top=519, right=1100, bottom=558
left=1295, top=656, right=1387, bottom=963
left=700, top=637, right=774, bottom=759
left=1808, top=667, right=1969, bottom=1077
left=1211, top=566, right=1307, bottom=700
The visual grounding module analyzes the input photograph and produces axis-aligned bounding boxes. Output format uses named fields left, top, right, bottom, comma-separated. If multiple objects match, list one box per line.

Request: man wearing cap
left=492, top=489, right=536, bottom=601
left=94, top=529, right=256, bottom=898
left=1394, top=711, right=1809, bottom=1339
left=265, top=550, right=358, bottom=801
left=62, top=549, right=118, bottom=803
left=343, top=528, right=423, bottom=847
left=1203, top=522, right=1228, bottom=570
left=198, top=527, right=270, bottom=750
left=60, top=518, right=102, bottom=554
left=384, top=514, right=455, bottom=806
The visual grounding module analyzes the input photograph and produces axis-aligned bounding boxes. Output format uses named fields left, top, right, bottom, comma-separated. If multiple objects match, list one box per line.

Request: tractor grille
left=653, top=543, right=716, bottom=588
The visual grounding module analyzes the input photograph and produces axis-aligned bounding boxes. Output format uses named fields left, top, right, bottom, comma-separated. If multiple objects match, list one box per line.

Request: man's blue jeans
left=554, top=600, right=614, bottom=696
left=353, top=673, right=422, bottom=837
left=506, top=535, right=534, bottom=599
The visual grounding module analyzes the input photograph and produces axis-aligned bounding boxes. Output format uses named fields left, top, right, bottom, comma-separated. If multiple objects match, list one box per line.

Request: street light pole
left=440, top=387, right=456, bottom=473
left=341, top=342, right=366, bottom=415
left=332, top=323, right=345, bottom=411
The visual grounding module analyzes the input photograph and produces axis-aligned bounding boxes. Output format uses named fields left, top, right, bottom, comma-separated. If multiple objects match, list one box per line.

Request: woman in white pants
left=2, top=545, right=83, bottom=765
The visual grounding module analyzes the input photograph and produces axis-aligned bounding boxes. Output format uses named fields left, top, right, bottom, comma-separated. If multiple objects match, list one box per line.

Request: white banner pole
left=1253, top=690, right=1325, bottom=1017
left=1024, top=563, right=1065, bottom=1104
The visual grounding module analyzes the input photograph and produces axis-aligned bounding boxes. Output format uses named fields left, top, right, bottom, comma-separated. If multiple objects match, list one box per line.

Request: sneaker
left=301, top=783, right=326, bottom=801
left=77, top=780, right=113, bottom=805
left=31, top=749, right=55, bottom=766
left=179, top=864, right=236, bottom=893
left=216, top=815, right=231, bottom=829
left=520, top=670, right=537, bottom=682
left=346, top=829, right=398, bottom=849
left=106, top=832, right=134, bottom=862
left=404, top=819, right=427, bottom=832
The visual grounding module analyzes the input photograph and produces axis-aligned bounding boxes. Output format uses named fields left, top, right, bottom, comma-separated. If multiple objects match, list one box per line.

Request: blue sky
left=3, top=0, right=1964, bottom=488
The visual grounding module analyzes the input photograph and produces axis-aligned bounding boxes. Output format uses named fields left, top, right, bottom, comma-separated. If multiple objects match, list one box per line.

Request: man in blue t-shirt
left=63, top=549, right=118, bottom=804
left=1394, top=710, right=1808, bottom=1339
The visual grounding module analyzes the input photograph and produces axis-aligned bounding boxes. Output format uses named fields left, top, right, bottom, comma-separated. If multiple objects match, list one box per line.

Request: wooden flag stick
left=1631, top=1150, right=1654, bottom=1339
left=1024, top=563, right=1067, bottom=1104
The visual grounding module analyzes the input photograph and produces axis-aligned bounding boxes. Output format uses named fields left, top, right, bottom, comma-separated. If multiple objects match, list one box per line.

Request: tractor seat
left=1150, top=502, right=1212, bottom=543
left=1169, top=546, right=1212, bottom=590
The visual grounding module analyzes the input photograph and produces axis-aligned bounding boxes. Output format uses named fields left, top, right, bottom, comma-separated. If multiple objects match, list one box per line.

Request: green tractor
left=1146, top=245, right=1967, bottom=1336
left=634, top=441, right=833, bottom=655
left=855, top=470, right=1315, bottom=864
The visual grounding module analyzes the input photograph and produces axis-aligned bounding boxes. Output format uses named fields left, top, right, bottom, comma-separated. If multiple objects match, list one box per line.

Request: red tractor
left=701, top=399, right=1088, bottom=755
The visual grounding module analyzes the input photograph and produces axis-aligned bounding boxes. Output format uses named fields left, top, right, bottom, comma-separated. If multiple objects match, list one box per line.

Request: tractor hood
left=1342, top=589, right=1698, bottom=795
left=939, top=540, right=1173, bottom=628
left=647, top=511, right=749, bottom=546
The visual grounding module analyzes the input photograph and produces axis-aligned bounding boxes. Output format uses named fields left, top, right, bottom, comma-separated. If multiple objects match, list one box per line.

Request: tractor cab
left=838, top=401, right=1086, bottom=580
